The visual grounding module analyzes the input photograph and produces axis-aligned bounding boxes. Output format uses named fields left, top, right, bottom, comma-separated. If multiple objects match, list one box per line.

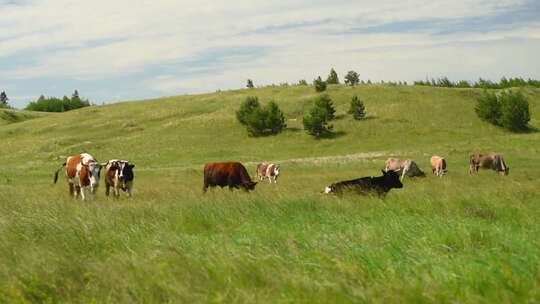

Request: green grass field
left=1, top=84, right=539, bottom=303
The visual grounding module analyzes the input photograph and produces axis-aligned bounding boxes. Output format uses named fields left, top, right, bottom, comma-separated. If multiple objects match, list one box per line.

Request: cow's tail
left=53, top=163, right=66, bottom=184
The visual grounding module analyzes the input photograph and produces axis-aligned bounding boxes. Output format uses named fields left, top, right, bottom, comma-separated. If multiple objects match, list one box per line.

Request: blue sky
left=1, top=0, right=539, bottom=108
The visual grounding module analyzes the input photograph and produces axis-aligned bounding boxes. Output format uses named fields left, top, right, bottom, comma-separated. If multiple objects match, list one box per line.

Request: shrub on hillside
left=344, top=71, right=360, bottom=86
left=313, top=76, right=327, bottom=92
left=475, top=91, right=501, bottom=126
left=264, top=101, right=287, bottom=134
left=25, top=91, right=90, bottom=112
left=247, top=79, right=254, bottom=88
left=499, top=91, right=530, bottom=131
left=303, top=104, right=332, bottom=137
left=298, top=79, right=308, bottom=86
left=475, top=90, right=531, bottom=131
left=236, top=97, right=286, bottom=136
left=314, top=94, right=335, bottom=121
left=236, top=96, right=260, bottom=125
left=348, top=95, right=366, bottom=120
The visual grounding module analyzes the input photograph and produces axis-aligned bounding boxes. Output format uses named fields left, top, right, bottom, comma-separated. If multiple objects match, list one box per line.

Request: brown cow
left=430, top=155, right=447, bottom=177
left=256, top=162, right=280, bottom=183
left=203, top=162, right=257, bottom=192
left=469, top=153, right=509, bottom=175
left=53, top=153, right=102, bottom=200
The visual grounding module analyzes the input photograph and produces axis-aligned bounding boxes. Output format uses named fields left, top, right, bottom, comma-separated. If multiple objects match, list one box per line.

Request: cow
left=384, top=158, right=426, bottom=181
left=256, top=162, right=280, bottom=183
left=430, top=155, right=448, bottom=177
left=469, top=154, right=509, bottom=176
left=203, top=162, right=257, bottom=192
left=323, top=170, right=403, bottom=197
left=53, top=153, right=102, bottom=200
left=104, top=160, right=135, bottom=198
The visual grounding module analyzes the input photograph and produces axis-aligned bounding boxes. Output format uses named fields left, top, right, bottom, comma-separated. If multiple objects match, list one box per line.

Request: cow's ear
left=129, top=164, right=135, bottom=168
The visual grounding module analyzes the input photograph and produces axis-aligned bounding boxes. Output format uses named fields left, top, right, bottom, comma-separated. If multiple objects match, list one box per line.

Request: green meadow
left=1, top=84, right=539, bottom=303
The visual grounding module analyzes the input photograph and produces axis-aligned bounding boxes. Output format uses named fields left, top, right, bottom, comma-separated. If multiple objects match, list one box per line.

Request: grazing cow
left=384, top=158, right=426, bottom=181
left=53, top=153, right=102, bottom=200
left=203, top=162, right=257, bottom=192
left=256, top=163, right=281, bottom=183
left=469, top=154, right=509, bottom=175
left=430, top=155, right=448, bottom=177
left=104, top=160, right=135, bottom=198
left=323, top=170, right=403, bottom=197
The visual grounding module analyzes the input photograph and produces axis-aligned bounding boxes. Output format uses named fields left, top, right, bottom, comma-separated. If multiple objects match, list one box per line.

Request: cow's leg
left=126, top=185, right=133, bottom=198
left=80, top=187, right=86, bottom=201
left=400, top=169, right=406, bottom=181
left=69, top=184, right=75, bottom=197
left=105, top=182, right=110, bottom=197
left=113, top=185, right=120, bottom=198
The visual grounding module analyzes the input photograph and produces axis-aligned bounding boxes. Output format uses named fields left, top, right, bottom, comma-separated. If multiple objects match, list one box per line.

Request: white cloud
left=0, top=0, right=538, bottom=104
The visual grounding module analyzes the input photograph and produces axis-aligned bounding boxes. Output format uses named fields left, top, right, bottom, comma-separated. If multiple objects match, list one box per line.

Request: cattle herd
left=53, top=153, right=135, bottom=200
left=53, top=152, right=509, bottom=200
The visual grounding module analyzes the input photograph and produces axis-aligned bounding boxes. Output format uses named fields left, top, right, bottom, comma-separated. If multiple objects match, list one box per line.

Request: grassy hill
left=0, top=85, right=539, bottom=303
left=0, top=108, right=49, bottom=126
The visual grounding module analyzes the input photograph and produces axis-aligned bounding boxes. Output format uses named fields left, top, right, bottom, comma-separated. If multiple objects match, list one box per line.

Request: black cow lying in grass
left=323, top=170, right=403, bottom=197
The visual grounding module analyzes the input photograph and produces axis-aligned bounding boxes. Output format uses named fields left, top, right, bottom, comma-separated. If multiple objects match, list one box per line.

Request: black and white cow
left=324, top=170, right=403, bottom=197
left=104, top=160, right=135, bottom=198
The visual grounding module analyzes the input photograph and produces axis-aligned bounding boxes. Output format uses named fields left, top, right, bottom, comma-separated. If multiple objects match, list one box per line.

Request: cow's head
left=382, top=170, right=403, bottom=189
left=323, top=184, right=336, bottom=194
left=273, top=164, right=280, bottom=176
left=87, top=161, right=102, bottom=193
left=242, top=181, right=257, bottom=191
left=121, top=163, right=135, bottom=181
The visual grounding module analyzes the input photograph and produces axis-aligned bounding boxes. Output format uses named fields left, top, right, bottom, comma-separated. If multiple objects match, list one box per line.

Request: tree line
left=414, top=77, right=540, bottom=89
left=25, top=90, right=91, bottom=112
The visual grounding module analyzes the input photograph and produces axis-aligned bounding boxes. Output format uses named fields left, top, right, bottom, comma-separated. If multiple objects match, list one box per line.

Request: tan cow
left=430, top=155, right=447, bottom=177
left=384, top=158, right=425, bottom=181
left=469, top=154, right=509, bottom=175
left=53, top=153, right=102, bottom=200
left=256, top=163, right=280, bottom=183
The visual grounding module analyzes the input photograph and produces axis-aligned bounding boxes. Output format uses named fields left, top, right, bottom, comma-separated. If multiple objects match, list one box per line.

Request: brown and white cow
left=430, top=155, right=447, bottom=177
left=256, top=163, right=280, bottom=183
left=53, top=153, right=102, bottom=200
left=469, top=153, right=509, bottom=175
left=384, top=158, right=426, bottom=181
left=203, top=162, right=257, bottom=192
left=104, top=160, right=135, bottom=198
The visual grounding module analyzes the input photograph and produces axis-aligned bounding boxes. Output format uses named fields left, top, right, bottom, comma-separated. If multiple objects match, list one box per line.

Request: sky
left=1, top=0, right=539, bottom=108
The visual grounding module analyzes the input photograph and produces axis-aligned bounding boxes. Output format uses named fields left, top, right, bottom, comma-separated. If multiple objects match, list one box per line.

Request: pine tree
left=303, top=105, right=332, bottom=137
left=313, top=76, right=327, bottom=92
left=348, top=95, right=366, bottom=120
left=326, top=68, right=339, bottom=84
left=314, top=94, right=335, bottom=120
left=0, top=91, right=8, bottom=108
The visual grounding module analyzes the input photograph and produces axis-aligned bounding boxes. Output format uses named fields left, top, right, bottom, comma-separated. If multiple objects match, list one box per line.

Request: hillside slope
left=0, top=108, right=50, bottom=126
left=0, top=85, right=538, bottom=174
left=1, top=85, right=540, bottom=303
